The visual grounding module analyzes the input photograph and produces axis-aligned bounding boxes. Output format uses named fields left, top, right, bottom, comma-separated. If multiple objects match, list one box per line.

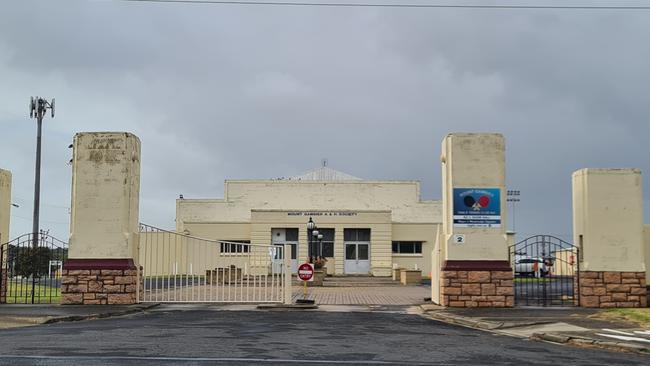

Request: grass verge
left=5, top=282, right=61, bottom=304
left=597, top=308, right=650, bottom=327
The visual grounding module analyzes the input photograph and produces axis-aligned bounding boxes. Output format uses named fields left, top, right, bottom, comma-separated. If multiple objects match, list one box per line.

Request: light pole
left=306, top=217, right=324, bottom=262
left=506, top=190, right=521, bottom=233
left=307, top=217, right=316, bottom=262
left=316, top=233, right=323, bottom=258
left=29, top=96, right=55, bottom=249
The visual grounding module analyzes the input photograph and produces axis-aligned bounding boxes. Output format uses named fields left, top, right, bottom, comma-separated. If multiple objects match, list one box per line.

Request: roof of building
left=289, top=166, right=363, bottom=181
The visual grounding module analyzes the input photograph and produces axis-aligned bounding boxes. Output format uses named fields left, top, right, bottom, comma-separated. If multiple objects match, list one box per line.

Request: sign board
left=453, top=234, right=466, bottom=244
left=453, top=188, right=501, bottom=228
left=287, top=211, right=358, bottom=217
left=298, top=263, right=314, bottom=282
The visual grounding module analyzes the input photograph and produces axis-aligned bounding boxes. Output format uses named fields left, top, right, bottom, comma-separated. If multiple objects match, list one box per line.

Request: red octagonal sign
left=298, top=263, right=314, bottom=282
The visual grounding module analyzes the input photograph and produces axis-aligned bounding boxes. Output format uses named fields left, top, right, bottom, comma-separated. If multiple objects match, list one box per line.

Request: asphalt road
left=0, top=306, right=647, bottom=365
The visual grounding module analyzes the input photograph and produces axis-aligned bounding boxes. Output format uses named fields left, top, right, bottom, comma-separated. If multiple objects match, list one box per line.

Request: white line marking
left=595, top=333, right=650, bottom=343
left=601, top=328, right=634, bottom=336
left=0, top=355, right=433, bottom=365
left=633, top=330, right=650, bottom=335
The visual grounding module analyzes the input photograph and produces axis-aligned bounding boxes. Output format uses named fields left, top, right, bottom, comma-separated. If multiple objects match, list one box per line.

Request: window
left=220, top=240, right=250, bottom=253
left=391, top=241, right=422, bottom=254
left=344, top=229, right=371, bottom=242
left=285, top=228, right=298, bottom=242
left=318, top=228, right=335, bottom=257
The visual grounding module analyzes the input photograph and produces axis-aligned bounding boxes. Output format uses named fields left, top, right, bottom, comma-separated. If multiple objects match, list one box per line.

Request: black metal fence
left=509, top=235, right=579, bottom=307
left=0, top=233, right=68, bottom=304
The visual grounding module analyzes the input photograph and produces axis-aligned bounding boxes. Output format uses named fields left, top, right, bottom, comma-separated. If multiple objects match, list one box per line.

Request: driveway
left=293, top=285, right=430, bottom=305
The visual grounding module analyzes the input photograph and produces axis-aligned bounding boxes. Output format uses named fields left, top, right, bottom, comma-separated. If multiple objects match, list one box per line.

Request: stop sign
left=298, top=263, right=314, bottom=282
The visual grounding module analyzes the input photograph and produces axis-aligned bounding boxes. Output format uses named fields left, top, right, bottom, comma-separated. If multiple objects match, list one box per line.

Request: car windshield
left=518, top=259, right=541, bottom=263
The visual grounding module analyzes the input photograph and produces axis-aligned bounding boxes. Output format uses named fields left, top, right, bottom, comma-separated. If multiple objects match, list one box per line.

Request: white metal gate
left=139, top=224, right=292, bottom=304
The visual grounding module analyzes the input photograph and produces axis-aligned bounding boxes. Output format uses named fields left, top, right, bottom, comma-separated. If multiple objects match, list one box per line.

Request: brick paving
left=292, top=285, right=431, bottom=305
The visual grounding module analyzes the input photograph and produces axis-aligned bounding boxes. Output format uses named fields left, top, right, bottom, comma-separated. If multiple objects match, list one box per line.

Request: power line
left=11, top=215, right=69, bottom=226
left=14, top=196, right=69, bottom=209
left=120, top=0, right=650, bottom=10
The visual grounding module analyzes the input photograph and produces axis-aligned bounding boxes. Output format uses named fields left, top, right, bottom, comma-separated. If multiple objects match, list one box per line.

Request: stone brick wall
left=441, top=270, right=514, bottom=307
left=60, top=259, right=141, bottom=305
left=61, top=268, right=140, bottom=305
left=579, top=271, right=647, bottom=308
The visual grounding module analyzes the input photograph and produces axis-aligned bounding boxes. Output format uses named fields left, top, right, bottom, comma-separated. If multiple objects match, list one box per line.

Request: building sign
left=453, top=188, right=501, bottom=228
left=287, top=211, right=358, bottom=217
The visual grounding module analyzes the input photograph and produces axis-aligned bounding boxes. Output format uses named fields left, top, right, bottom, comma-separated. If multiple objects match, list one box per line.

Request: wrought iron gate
left=509, top=235, right=579, bottom=307
left=139, top=224, right=292, bottom=304
left=0, top=233, right=68, bottom=304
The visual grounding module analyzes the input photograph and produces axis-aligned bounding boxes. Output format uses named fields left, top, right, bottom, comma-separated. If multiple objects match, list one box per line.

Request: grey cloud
left=0, top=1, right=648, bottom=242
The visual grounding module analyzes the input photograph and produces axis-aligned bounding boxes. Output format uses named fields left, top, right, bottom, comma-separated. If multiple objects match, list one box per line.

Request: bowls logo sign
left=463, top=194, right=491, bottom=211
left=453, top=188, right=501, bottom=228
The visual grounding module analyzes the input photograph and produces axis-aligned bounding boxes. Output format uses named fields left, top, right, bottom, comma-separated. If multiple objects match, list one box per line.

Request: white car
left=515, top=257, right=548, bottom=278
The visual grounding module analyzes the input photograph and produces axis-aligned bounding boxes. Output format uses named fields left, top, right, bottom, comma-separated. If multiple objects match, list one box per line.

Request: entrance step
left=322, top=276, right=401, bottom=287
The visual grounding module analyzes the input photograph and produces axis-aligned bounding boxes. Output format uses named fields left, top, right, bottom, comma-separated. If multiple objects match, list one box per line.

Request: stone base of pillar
left=441, top=260, right=514, bottom=308
left=579, top=271, right=647, bottom=308
left=61, top=259, right=141, bottom=305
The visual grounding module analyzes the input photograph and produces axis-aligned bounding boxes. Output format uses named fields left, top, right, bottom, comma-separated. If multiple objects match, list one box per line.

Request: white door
left=271, top=229, right=298, bottom=273
left=344, top=243, right=370, bottom=274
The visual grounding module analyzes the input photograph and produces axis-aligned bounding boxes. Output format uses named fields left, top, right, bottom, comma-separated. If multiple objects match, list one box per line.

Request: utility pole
left=28, top=96, right=55, bottom=305
left=29, top=96, right=55, bottom=249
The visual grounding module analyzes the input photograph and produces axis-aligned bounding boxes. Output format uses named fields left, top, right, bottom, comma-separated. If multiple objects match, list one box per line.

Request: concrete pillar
left=0, top=169, right=11, bottom=245
left=573, top=168, right=647, bottom=308
left=435, top=133, right=513, bottom=307
left=0, top=169, right=11, bottom=304
left=61, top=132, right=141, bottom=305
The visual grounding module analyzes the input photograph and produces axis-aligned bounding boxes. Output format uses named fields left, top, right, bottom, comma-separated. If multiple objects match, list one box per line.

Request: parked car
left=515, top=257, right=548, bottom=278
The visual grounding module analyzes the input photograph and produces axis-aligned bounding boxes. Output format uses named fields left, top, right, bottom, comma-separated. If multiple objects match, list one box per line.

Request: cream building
left=175, top=166, right=441, bottom=277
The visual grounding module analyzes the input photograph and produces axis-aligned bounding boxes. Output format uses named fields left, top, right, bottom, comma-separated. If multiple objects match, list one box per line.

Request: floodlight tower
left=506, top=190, right=521, bottom=233
left=29, top=96, right=55, bottom=248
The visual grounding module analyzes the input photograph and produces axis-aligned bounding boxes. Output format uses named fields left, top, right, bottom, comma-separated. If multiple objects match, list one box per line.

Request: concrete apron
left=421, top=307, right=650, bottom=355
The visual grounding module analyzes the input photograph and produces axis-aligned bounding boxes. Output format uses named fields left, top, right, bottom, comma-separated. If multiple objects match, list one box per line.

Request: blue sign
left=453, top=188, right=501, bottom=228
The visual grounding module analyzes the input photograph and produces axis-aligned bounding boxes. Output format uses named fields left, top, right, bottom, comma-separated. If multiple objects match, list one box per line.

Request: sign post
left=297, top=262, right=314, bottom=301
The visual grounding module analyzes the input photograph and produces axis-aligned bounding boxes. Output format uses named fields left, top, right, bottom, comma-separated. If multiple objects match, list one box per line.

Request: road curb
left=42, top=303, right=161, bottom=324
left=424, top=311, right=553, bottom=331
left=532, top=332, right=650, bottom=355
left=256, top=304, right=319, bottom=310
left=424, top=311, right=503, bottom=330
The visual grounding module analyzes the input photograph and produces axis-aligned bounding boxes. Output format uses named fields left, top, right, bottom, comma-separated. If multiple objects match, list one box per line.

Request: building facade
left=175, top=167, right=441, bottom=277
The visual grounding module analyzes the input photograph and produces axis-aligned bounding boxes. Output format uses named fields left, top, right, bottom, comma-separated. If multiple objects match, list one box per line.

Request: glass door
left=344, top=243, right=370, bottom=274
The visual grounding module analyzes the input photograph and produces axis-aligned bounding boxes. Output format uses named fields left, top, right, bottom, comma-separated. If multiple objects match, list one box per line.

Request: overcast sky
left=1, top=0, right=649, bottom=242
